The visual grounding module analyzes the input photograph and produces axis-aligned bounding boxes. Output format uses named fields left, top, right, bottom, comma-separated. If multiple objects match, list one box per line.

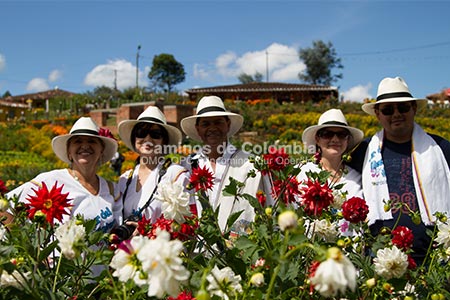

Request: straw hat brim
left=52, top=133, right=118, bottom=165
left=180, top=111, right=244, bottom=142
left=118, top=120, right=182, bottom=152
left=362, top=98, right=428, bottom=116
left=302, top=124, right=364, bottom=151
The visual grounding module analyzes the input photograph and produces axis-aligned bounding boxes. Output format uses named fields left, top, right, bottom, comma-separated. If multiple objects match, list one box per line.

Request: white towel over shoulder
left=362, top=123, right=450, bottom=225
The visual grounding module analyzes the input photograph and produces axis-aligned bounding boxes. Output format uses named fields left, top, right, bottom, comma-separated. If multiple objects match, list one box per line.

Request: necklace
left=69, top=169, right=79, bottom=181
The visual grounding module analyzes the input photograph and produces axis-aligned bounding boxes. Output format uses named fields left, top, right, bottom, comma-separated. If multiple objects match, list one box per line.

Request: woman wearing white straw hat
left=116, top=106, right=191, bottom=240
left=297, top=108, right=364, bottom=200
left=6, top=117, right=122, bottom=233
left=180, top=95, right=272, bottom=233
left=296, top=108, right=364, bottom=237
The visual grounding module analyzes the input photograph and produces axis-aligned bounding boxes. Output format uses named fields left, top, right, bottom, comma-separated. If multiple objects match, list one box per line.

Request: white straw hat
left=362, top=76, right=428, bottom=115
left=302, top=108, right=364, bottom=150
left=52, top=117, right=118, bottom=164
left=118, top=106, right=182, bottom=152
left=180, top=96, right=244, bottom=142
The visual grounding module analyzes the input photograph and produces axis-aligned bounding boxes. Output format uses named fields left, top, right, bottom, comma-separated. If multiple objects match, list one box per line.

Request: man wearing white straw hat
left=181, top=96, right=271, bottom=233
left=349, top=76, right=450, bottom=264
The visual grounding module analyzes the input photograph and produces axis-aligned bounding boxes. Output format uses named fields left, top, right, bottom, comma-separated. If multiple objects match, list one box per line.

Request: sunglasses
left=378, top=103, right=412, bottom=116
left=317, top=130, right=350, bottom=140
left=134, top=126, right=164, bottom=139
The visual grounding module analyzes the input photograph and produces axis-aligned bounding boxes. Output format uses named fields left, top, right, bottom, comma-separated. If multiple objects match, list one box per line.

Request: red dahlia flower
left=341, top=196, right=369, bottom=223
left=0, top=179, right=7, bottom=195
left=189, top=166, right=214, bottom=192
left=262, top=147, right=290, bottom=174
left=300, top=179, right=334, bottom=216
left=272, top=177, right=300, bottom=205
left=25, top=182, right=72, bottom=226
left=143, top=216, right=197, bottom=241
left=167, top=291, right=195, bottom=300
left=98, top=127, right=117, bottom=140
left=256, top=190, right=267, bottom=207
left=391, top=226, right=414, bottom=250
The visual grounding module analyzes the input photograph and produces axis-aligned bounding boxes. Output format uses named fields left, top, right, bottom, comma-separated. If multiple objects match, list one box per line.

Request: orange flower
left=25, top=182, right=72, bottom=226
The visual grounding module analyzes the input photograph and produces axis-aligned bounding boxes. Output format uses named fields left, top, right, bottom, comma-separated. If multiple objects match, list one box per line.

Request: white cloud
left=194, top=43, right=305, bottom=83
left=342, top=83, right=373, bottom=102
left=26, top=78, right=50, bottom=92
left=84, top=59, right=146, bottom=90
left=0, top=54, right=5, bottom=71
left=48, top=69, right=62, bottom=82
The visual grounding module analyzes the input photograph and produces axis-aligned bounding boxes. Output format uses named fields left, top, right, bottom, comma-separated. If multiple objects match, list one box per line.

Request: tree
left=238, top=72, right=264, bottom=84
left=298, top=40, right=343, bottom=86
left=1, top=91, right=11, bottom=98
left=148, top=53, right=186, bottom=93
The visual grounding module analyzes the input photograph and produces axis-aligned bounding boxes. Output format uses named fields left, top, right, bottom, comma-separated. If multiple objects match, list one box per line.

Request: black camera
left=112, top=215, right=140, bottom=242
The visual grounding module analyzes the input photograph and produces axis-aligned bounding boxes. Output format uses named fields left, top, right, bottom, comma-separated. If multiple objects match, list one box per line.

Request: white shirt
left=296, top=162, right=363, bottom=199
left=7, top=169, right=122, bottom=233
left=118, top=161, right=189, bottom=223
left=183, top=144, right=271, bottom=232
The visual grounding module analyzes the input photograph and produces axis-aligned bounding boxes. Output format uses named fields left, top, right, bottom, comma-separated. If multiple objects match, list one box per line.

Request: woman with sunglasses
left=117, top=106, right=189, bottom=239
left=297, top=108, right=365, bottom=205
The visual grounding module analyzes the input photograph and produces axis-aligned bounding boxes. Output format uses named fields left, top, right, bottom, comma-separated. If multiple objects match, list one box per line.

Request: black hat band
left=197, top=106, right=226, bottom=115
left=377, top=92, right=412, bottom=101
left=139, top=117, right=164, bottom=124
left=321, top=121, right=348, bottom=126
left=71, top=129, right=99, bottom=135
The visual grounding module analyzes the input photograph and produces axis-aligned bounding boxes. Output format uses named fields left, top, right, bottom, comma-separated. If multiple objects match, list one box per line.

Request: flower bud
left=382, top=282, right=392, bottom=292
left=366, top=278, right=376, bottom=289
left=250, top=272, right=265, bottom=287
left=336, top=239, right=345, bottom=248
left=33, top=210, right=47, bottom=224
left=411, top=213, right=421, bottom=225
left=383, top=203, right=391, bottom=212
left=195, top=289, right=210, bottom=300
left=278, top=211, right=298, bottom=231
left=265, top=207, right=273, bottom=217
left=0, top=198, right=9, bottom=212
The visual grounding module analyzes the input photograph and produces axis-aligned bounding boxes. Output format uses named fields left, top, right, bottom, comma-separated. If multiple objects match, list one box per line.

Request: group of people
left=4, top=76, right=450, bottom=265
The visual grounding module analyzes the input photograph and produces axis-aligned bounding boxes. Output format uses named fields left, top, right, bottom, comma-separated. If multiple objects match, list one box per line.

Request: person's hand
left=125, top=220, right=139, bottom=237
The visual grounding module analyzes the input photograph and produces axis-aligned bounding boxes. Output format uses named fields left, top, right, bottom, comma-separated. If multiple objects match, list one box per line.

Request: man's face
left=374, top=101, right=417, bottom=142
left=195, top=116, right=230, bottom=147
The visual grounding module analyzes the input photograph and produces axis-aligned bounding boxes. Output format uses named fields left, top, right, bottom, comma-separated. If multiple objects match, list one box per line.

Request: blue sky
left=1, top=0, right=450, bottom=102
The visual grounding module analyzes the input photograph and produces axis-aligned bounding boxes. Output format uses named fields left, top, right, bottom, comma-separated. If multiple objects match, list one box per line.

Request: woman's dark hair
left=130, top=122, right=169, bottom=146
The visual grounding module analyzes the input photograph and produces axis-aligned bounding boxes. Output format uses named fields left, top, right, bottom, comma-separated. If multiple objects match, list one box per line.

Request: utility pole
left=266, top=50, right=269, bottom=82
left=114, top=69, right=117, bottom=90
left=136, top=45, right=141, bottom=89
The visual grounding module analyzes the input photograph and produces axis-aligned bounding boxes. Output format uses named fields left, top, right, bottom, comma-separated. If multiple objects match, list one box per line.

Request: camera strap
left=137, top=157, right=172, bottom=215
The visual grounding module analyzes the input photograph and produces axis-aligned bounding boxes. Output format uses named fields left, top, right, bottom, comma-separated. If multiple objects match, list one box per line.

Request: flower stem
left=52, top=254, right=63, bottom=293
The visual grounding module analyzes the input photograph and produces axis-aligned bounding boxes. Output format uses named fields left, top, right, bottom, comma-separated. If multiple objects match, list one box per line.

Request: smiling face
left=374, top=101, right=417, bottom=143
left=67, top=135, right=104, bottom=167
left=315, top=127, right=350, bottom=159
left=195, top=116, right=230, bottom=148
left=132, top=123, right=166, bottom=157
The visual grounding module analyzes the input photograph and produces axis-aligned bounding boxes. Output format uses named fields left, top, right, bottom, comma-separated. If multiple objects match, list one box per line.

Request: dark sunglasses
left=378, top=103, right=412, bottom=116
left=318, top=130, right=350, bottom=140
left=134, top=127, right=164, bottom=139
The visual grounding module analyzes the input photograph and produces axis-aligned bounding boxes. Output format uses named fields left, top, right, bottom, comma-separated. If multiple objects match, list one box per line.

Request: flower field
left=0, top=101, right=449, bottom=299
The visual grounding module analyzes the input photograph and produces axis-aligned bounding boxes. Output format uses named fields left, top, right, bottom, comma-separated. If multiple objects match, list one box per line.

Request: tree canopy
left=298, top=40, right=343, bottom=86
left=148, top=53, right=186, bottom=93
left=238, top=72, right=264, bottom=84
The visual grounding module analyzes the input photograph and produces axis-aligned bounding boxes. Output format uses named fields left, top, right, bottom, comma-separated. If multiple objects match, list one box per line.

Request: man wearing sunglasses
left=349, top=76, right=450, bottom=265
